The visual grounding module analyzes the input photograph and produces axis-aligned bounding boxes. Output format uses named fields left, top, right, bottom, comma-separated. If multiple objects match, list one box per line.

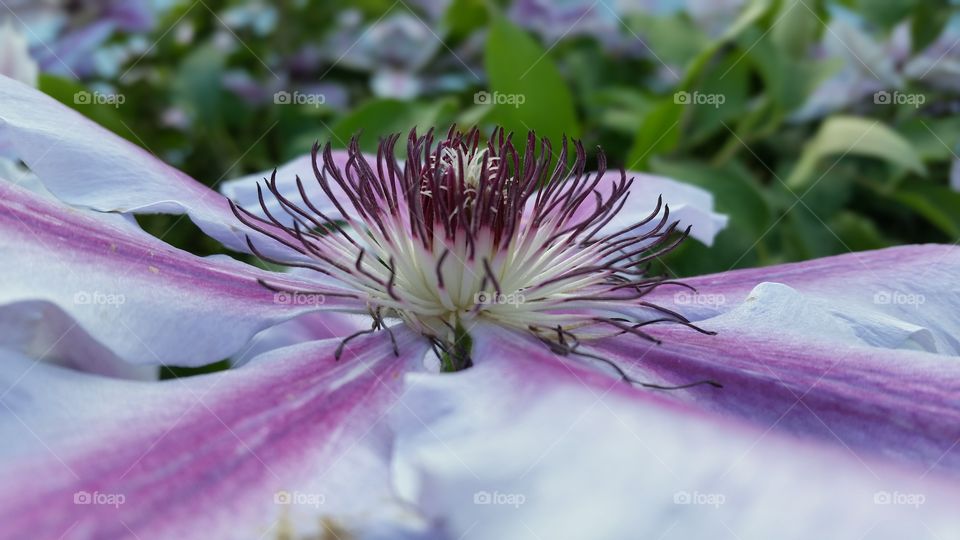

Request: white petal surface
left=564, top=170, right=728, bottom=246
left=220, top=150, right=357, bottom=226
left=0, top=330, right=431, bottom=539
left=0, top=180, right=362, bottom=366
left=0, top=75, right=297, bottom=260
left=391, top=325, right=960, bottom=540
left=651, top=245, right=960, bottom=354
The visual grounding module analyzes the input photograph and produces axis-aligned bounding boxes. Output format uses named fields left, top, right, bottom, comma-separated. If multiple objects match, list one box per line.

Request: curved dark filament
left=536, top=325, right=723, bottom=391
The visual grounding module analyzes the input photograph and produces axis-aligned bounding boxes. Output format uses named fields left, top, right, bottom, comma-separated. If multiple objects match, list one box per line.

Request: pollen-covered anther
left=230, top=126, right=709, bottom=365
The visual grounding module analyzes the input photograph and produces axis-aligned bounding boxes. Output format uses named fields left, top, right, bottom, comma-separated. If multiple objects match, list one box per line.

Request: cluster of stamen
left=230, top=127, right=713, bottom=373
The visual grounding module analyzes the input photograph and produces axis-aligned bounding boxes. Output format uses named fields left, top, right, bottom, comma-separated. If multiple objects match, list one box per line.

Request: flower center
left=230, top=127, right=708, bottom=371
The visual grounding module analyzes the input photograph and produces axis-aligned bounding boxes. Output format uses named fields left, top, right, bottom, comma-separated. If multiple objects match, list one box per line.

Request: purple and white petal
left=391, top=324, right=960, bottom=539
left=561, top=170, right=728, bottom=246
left=220, top=150, right=357, bottom=226
left=231, top=311, right=371, bottom=366
left=0, top=75, right=297, bottom=260
left=0, top=301, right=156, bottom=380
left=1, top=158, right=145, bottom=233
left=0, top=180, right=363, bottom=366
left=653, top=245, right=960, bottom=354
left=589, top=282, right=960, bottom=476
left=0, top=329, right=431, bottom=539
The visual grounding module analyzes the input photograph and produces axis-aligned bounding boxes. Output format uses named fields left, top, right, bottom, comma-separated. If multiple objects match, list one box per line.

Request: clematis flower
left=793, top=12, right=910, bottom=121
left=509, top=0, right=746, bottom=58
left=1, top=74, right=959, bottom=539
left=319, top=9, right=481, bottom=100
left=793, top=8, right=960, bottom=122
left=4, top=0, right=155, bottom=79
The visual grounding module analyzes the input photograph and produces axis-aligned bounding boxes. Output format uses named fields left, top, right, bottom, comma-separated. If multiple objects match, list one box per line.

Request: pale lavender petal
left=592, top=282, right=960, bottom=476
left=0, top=75, right=298, bottom=261
left=652, top=245, right=960, bottom=354
left=0, top=329, right=431, bottom=539
left=391, top=324, right=960, bottom=539
left=0, top=301, right=156, bottom=380
left=220, top=150, right=356, bottom=226
left=0, top=180, right=363, bottom=366
left=232, top=311, right=371, bottom=366
left=563, top=170, right=728, bottom=246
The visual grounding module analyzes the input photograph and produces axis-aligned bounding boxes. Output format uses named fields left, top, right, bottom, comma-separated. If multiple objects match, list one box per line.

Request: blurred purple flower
left=509, top=0, right=745, bottom=57
left=796, top=10, right=960, bottom=120
left=5, top=0, right=156, bottom=78
left=319, top=9, right=480, bottom=99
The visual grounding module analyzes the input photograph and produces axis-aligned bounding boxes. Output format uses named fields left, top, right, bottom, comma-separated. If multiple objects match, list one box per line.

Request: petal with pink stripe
left=0, top=180, right=363, bottom=366
left=0, top=329, right=430, bottom=539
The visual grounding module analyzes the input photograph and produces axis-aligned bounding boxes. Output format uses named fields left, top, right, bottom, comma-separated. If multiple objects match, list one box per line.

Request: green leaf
left=593, top=87, right=653, bottom=135
left=684, top=52, right=751, bottom=144
left=172, top=44, right=227, bottom=128
left=892, top=183, right=960, bottom=238
left=625, top=100, right=683, bottom=170
left=651, top=158, right=770, bottom=237
left=298, top=98, right=456, bottom=155
left=625, top=13, right=709, bottom=66
left=650, top=158, right=772, bottom=274
left=786, top=116, right=926, bottom=189
left=626, top=0, right=773, bottom=168
left=911, top=0, right=952, bottom=52
left=898, top=116, right=960, bottom=162
left=721, top=0, right=774, bottom=41
left=770, top=0, right=822, bottom=57
left=744, top=27, right=837, bottom=112
left=443, top=0, right=488, bottom=39
left=829, top=211, right=891, bottom=251
left=484, top=17, right=579, bottom=144
left=856, top=0, right=917, bottom=29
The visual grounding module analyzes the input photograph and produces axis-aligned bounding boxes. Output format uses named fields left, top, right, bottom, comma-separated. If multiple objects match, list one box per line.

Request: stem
left=440, top=322, right=474, bottom=372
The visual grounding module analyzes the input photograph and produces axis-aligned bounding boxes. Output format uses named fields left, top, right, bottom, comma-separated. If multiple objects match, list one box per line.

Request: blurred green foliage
left=47, top=0, right=960, bottom=278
